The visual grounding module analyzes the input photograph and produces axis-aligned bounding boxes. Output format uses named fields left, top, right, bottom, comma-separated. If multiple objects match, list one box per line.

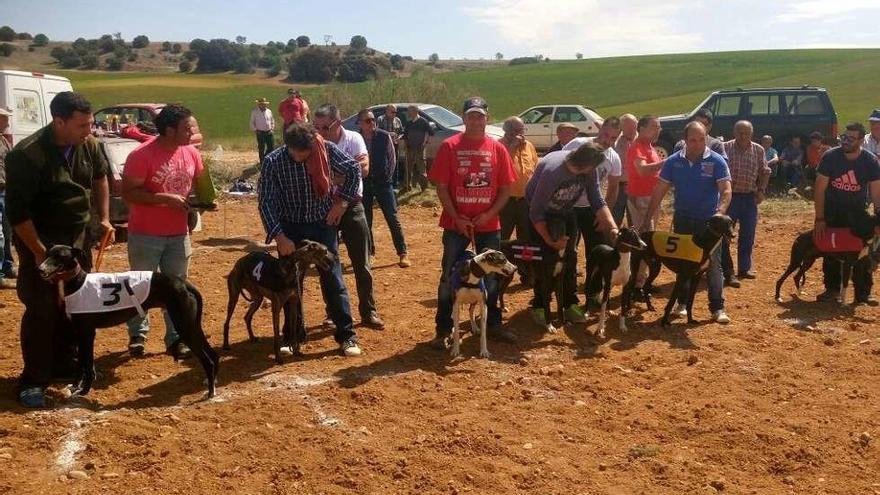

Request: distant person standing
left=122, top=104, right=205, bottom=358
left=805, top=131, right=830, bottom=186
left=499, top=116, right=538, bottom=242
left=761, top=135, right=781, bottom=194
left=377, top=104, right=405, bottom=189
left=278, top=89, right=308, bottom=129
left=0, top=106, right=15, bottom=289
left=250, top=97, right=275, bottom=163
left=402, top=105, right=433, bottom=192
left=547, top=123, right=579, bottom=153
left=863, top=109, right=880, bottom=157
left=612, top=113, right=638, bottom=225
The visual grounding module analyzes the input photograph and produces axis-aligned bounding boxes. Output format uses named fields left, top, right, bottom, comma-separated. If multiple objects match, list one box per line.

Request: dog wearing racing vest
left=623, top=214, right=735, bottom=326
left=222, top=240, right=334, bottom=363
left=38, top=245, right=219, bottom=398
left=775, top=213, right=880, bottom=304
left=449, top=249, right=517, bottom=358
left=498, top=240, right=543, bottom=313
left=585, top=227, right=647, bottom=338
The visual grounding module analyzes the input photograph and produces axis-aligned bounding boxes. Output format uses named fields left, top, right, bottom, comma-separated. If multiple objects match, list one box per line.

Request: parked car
left=93, top=103, right=204, bottom=147
left=516, top=105, right=603, bottom=151
left=341, top=103, right=504, bottom=165
left=88, top=136, right=141, bottom=243
left=657, top=86, right=838, bottom=159
left=0, top=69, right=73, bottom=143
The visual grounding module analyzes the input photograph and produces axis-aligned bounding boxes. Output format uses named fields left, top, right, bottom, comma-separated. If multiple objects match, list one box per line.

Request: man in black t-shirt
left=813, top=122, right=880, bottom=304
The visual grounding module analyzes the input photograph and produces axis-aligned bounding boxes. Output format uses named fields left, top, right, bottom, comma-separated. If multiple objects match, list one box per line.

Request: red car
left=93, top=103, right=203, bottom=147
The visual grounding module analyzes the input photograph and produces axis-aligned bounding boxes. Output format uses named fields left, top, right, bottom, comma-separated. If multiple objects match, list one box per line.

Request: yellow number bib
left=652, top=232, right=703, bottom=263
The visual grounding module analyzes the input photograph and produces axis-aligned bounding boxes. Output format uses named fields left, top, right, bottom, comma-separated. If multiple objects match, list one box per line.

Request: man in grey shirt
left=402, top=105, right=433, bottom=192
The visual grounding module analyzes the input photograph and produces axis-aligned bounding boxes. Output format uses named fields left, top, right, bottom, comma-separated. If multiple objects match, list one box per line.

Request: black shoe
left=629, top=287, right=646, bottom=302
left=362, top=312, right=386, bottom=330
left=166, top=341, right=192, bottom=359
left=738, top=271, right=757, bottom=280
left=816, top=290, right=840, bottom=302
left=3, top=266, right=17, bottom=279
left=128, top=336, right=146, bottom=357
left=725, top=276, right=741, bottom=288
left=854, top=295, right=880, bottom=307
left=487, top=326, right=518, bottom=343
left=430, top=334, right=450, bottom=350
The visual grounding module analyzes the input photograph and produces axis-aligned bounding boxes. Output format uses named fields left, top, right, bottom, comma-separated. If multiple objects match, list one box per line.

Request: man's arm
left=12, top=221, right=47, bottom=264
left=473, top=185, right=511, bottom=227
left=813, top=173, right=829, bottom=239
left=634, top=157, right=664, bottom=176
left=436, top=183, right=472, bottom=234
left=92, top=176, right=115, bottom=242
left=605, top=176, right=620, bottom=210
left=385, top=133, right=397, bottom=182
left=869, top=179, right=880, bottom=212
left=121, top=174, right=188, bottom=210
left=641, top=181, right=672, bottom=230
left=716, top=179, right=732, bottom=215
left=249, top=110, right=257, bottom=132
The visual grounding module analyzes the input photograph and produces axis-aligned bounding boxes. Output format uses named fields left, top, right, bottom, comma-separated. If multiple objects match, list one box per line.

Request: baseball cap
left=869, top=109, right=880, bottom=122
left=0, top=106, right=11, bottom=117
left=463, top=97, right=488, bottom=115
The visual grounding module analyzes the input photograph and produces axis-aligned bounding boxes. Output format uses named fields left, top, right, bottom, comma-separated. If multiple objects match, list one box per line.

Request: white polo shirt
left=563, top=137, right=622, bottom=208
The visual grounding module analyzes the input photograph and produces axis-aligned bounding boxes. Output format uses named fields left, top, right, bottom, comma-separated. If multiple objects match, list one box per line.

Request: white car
left=516, top=105, right=603, bottom=150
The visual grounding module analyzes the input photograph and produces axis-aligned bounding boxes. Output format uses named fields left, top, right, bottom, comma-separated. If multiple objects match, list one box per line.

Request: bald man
left=499, top=116, right=538, bottom=243
left=613, top=113, right=638, bottom=225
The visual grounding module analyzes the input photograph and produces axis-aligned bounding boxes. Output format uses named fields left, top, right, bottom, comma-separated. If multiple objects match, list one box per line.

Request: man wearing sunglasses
left=813, top=122, right=880, bottom=305
left=313, top=104, right=385, bottom=329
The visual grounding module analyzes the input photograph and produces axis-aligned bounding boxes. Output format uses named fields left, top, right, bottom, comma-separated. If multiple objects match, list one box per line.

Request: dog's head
left=292, top=240, right=335, bottom=272
left=616, top=227, right=647, bottom=253
left=38, top=245, right=83, bottom=281
left=707, top=214, right=735, bottom=240
left=474, top=249, right=517, bottom=278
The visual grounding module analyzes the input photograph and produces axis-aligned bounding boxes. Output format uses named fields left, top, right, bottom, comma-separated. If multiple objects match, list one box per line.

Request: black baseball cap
left=463, top=97, right=488, bottom=115
left=869, top=109, right=880, bottom=122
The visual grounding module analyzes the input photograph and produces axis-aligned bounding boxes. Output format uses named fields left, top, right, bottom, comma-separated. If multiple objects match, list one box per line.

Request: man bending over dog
left=525, top=141, right=617, bottom=329
left=429, top=97, right=517, bottom=349
left=813, top=122, right=880, bottom=305
left=258, top=123, right=364, bottom=357
left=5, top=92, right=113, bottom=408
left=640, top=122, right=732, bottom=323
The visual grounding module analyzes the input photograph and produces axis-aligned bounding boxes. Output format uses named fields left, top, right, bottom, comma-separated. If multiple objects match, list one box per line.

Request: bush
left=575, top=52, right=583, bottom=60
left=72, top=37, right=88, bottom=50
left=50, top=46, right=67, bottom=61
left=338, top=55, right=379, bottom=83
left=234, top=57, right=254, bottom=74
left=0, top=44, right=14, bottom=57
left=296, top=35, right=310, bottom=48
left=179, top=60, right=193, bottom=72
left=82, top=54, right=99, bottom=69
left=349, top=35, right=367, bottom=50
left=127, top=52, right=138, bottom=62
left=0, top=26, right=15, bottom=42
left=172, top=43, right=182, bottom=54
left=428, top=53, right=439, bottom=65
left=33, top=33, right=49, bottom=46
left=132, top=35, right=149, bottom=48
left=60, top=53, right=82, bottom=68
left=106, top=57, right=125, bottom=71
left=389, top=54, right=405, bottom=71
left=161, top=41, right=172, bottom=52
left=285, top=39, right=297, bottom=53
left=289, top=47, right=339, bottom=83
left=98, top=34, right=116, bottom=53
left=16, top=32, right=32, bottom=40
left=183, top=50, right=198, bottom=61
left=189, top=38, right=208, bottom=52
left=509, top=56, right=539, bottom=66
left=266, top=61, right=282, bottom=78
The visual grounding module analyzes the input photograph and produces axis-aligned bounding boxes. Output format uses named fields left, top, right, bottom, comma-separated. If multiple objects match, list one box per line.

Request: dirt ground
left=0, top=197, right=878, bottom=495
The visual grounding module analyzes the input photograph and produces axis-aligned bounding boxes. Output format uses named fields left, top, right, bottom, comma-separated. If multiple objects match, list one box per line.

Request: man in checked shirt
left=258, top=123, right=363, bottom=357
left=720, top=120, right=771, bottom=288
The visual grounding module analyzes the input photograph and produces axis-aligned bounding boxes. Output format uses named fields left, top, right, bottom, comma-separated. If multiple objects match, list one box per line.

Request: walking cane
left=94, top=228, right=114, bottom=272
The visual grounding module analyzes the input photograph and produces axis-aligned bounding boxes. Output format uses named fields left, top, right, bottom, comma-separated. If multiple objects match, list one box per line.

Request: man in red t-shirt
left=428, top=97, right=517, bottom=349
left=278, top=89, right=309, bottom=129
left=625, top=115, right=665, bottom=293
left=122, top=105, right=204, bottom=358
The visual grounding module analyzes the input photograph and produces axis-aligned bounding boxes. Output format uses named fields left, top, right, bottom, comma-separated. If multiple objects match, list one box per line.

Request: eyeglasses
left=317, top=121, right=339, bottom=132
left=363, top=118, right=376, bottom=123
left=839, top=134, right=858, bottom=143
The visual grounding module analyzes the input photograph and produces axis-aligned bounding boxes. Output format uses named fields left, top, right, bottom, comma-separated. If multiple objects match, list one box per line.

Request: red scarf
left=307, top=134, right=331, bottom=198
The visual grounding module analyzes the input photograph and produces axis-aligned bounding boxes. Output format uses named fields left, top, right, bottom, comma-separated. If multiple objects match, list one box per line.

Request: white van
left=0, top=69, right=73, bottom=144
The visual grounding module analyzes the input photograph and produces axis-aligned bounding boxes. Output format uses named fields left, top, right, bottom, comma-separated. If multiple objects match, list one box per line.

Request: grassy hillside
left=64, top=49, right=880, bottom=150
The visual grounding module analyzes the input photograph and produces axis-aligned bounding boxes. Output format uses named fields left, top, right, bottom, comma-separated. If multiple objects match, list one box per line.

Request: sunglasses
left=839, top=134, right=858, bottom=143
left=362, top=118, right=376, bottom=123
left=317, top=121, right=339, bottom=132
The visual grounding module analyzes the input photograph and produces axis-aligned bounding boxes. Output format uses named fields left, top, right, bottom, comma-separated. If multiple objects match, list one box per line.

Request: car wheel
left=655, top=142, right=672, bottom=160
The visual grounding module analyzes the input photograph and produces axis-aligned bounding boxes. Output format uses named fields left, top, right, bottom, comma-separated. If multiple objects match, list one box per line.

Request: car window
left=746, top=95, right=780, bottom=115
left=139, top=109, right=155, bottom=123
left=553, top=107, right=587, bottom=123
left=521, top=107, right=553, bottom=124
left=786, top=94, right=826, bottom=116
left=715, top=96, right=741, bottom=117
left=422, top=106, right=463, bottom=128
left=11, top=89, right=44, bottom=135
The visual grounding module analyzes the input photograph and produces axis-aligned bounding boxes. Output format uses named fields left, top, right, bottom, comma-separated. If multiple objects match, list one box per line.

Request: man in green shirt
left=5, top=92, right=112, bottom=408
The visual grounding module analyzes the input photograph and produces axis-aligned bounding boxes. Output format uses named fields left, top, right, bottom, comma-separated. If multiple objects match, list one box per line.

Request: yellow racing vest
left=652, top=232, right=703, bottom=263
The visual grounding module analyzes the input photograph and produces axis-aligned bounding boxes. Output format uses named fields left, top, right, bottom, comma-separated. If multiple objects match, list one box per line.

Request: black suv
left=656, top=86, right=838, bottom=158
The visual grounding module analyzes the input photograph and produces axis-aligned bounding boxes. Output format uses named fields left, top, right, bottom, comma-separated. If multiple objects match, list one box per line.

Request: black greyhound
left=623, top=214, right=735, bottom=327
left=222, top=240, right=334, bottom=363
left=585, top=227, right=647, bottom=338
left=39, top=245, right=219, bottom=398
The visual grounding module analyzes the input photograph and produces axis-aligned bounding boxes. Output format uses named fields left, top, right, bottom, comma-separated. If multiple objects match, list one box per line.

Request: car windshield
left=422, top=106, right=463, bottom=128
left=104, top=140, right=141, bottom=173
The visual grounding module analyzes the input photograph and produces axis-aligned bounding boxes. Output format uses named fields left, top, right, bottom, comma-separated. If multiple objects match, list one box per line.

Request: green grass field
left=65, top=49, right=880, bottom=150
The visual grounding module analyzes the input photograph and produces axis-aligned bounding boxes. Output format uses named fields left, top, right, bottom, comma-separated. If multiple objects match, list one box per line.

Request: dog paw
left=502, top=306, right=510, bottom=313
left=547, top=324, right=558, bottom=334
left=775, top=297, right=783, bottom=303
left=595, top=328, right=606, bottom=340
left=479, top=350, right=490, bottom=359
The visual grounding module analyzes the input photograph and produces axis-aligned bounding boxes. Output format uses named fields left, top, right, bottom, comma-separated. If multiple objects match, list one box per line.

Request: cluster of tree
left=48, top=33, right=138, bottom=70
left=288, top=37, right=412, bottom=83
left=0, top=25, right=49, bottom=56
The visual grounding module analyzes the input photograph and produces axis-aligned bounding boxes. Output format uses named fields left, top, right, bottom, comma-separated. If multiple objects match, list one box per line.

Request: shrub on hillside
left=428, top=53, right=439, bottom=65
left=33, top=33, right=49, bottom=46
left=189, top=38, right=208, bottom=52
left=179, top=60, right=193, bottom=73
left=338, top=55, right=379, bottom=83
left=296, top=35, right=310, bottom=48
left=132, top=35, right=149, bottom=48
left=16, top=32, right=33, bottom=40
left=98, top=34, right=116, bottom=53
left=0, top=26, right=15, bottom=42
left=50, top=46, right=67, bottom=61
left=389, top=54, right=405, bottom=71
left=349, top=35, right=367, bottom=51
left=161, top=41, right=172, bottom=52
left=234, top=57, right=254, bottom=74
left=106, top=57, right=125, bottom=71
left=0, top=44, right=15, bottom=57
left=509, top=56, right=539, bottom=66
left=127, top=52, right=138, bottom=62
left=289, top=47, right=339, bottom=83
left=183, top=50, right=198, bottom=61
left=172, top=43, right=182, bottom=54
left=60, top=53, right=82, bottom=68
left=82, top=54, right=99, bottom=69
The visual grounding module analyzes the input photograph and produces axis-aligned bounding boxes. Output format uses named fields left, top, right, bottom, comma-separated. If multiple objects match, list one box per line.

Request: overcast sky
left=4, top=0, right=879, bottom=59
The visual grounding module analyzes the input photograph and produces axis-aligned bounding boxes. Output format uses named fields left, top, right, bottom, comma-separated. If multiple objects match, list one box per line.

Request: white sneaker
left=279, top=346, right=294, bottom=357
left=673, top=304, right=687, bottom=317
left=712, top=310, right=731, bottom=324
left=341, top=340, right=362, bottom=357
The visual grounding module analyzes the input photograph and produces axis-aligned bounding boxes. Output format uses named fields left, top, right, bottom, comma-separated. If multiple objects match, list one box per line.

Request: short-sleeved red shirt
left=428, top=133, right=516, bottom=233
left=625, top=138, right=662, bottom=197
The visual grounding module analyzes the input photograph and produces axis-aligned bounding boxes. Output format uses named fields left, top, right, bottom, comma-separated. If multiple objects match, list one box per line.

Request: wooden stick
left=94, top=228, right=114, bottom=272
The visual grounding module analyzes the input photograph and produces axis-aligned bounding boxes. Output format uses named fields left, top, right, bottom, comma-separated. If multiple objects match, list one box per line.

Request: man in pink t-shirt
left=122, top=105, right=204, bottom=357
left=428, top=96, right=517, bottom=349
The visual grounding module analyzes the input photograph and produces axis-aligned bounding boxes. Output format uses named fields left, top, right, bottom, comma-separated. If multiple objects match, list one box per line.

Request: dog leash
left=94, top=228, right=114, bottom=272
left=466, top=225, right=477, bottom=249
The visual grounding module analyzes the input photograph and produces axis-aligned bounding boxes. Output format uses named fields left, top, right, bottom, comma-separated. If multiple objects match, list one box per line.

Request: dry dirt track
left=0, top=197, right=878, bottom=495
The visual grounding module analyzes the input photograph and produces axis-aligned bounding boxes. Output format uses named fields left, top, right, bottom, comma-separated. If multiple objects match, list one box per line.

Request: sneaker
left=673, top=304, right=688, bottom=318
left=712, top=309, right=731, bottom=324
left=279, top=346, right=295, bottom=357
left=724, top=276, right=741, bottom=288
left=398, top=254, right=412, bottom=268
left=128, top=336, right=146, bottom=357
left=322, top=317, right=334, bottom=327
left=362, top=312, right=386, bottom=330
left=738, top=271, right=757, bottom=280
left=487, top=325, right=518, bottom=343
left=854, top=295, right=880, bottom=307
left=565, top=304, right=587, bottom=324
left=531, top=308, right=547, bottom=326
left=816, top=290, right=840, bottom=302
left=166, top=341, right=192, bottom=359
left=429, top=334, right=450, bottom=350
left=340, top=339, right=362, bottom=357
left=19, top=387, right=46, bottom=408
left=0, top=278, right=15, bottom=289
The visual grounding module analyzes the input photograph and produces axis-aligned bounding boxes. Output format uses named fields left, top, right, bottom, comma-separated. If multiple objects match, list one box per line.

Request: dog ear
left=72, top=247, right=84, bottom=259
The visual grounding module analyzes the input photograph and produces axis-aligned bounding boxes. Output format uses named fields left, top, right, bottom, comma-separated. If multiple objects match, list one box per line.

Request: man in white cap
left=865, top=109, right=880, bottom=157
left=0, top=106, right=15, bottom=288
left=250, top=97, right=275, bottom=163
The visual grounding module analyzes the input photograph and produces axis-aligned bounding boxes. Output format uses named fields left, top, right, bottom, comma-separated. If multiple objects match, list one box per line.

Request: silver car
left=341, top=103, right=504, bottom=165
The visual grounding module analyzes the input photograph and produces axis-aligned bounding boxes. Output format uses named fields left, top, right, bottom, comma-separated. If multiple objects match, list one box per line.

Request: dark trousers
left=363, top=180, right=407, bottom=256
left=530, top=213, right=579, bottom=309
left=256, top=130, right=274, bottom=164
left=575, top=206, right=609, bottom=296
left=15, top=234, right=91, bottom=388
left=612, top=183, right=630, bottom=227
left=338, top=202, right=377, bottom=318
left=435, top=229, right=502, bottom=336
left=0, top=191, right=13, bottom=273
left=721, top=192, right=758, bottom=278
left=672, top=213, right=724, bottom=312
left=281, top=220, right=355, bottom=344
left=822, top=208, right=873, bottom=298
left=500, top=197, right=532, bottom=242
left=391, top=144, right=404, bottom=188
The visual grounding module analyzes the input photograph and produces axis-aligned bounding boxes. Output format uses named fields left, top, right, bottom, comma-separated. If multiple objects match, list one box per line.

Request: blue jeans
left=673, top=213, right=724, bottom=312
left=282, top=220, right=355, bottom=343
left=126, top=233, right=192, bottom=347
left=0, top=191, right=12, bottom=276
left=721, top=192, right=758, bottom=277
left=612, top=183, right=630, bottom=227
left=435, top=229, right=501, bottom=336
left=363, top=180, right=407, bottom=256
